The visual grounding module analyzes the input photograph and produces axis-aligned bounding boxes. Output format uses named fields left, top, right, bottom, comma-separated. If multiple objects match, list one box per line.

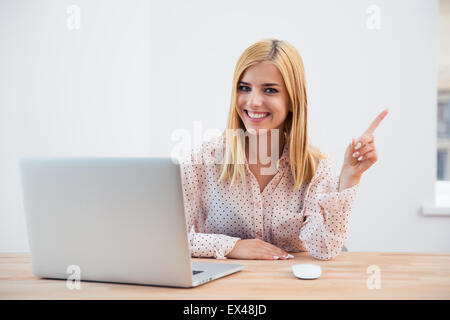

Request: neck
left=245, top=129, right=285, bottom=167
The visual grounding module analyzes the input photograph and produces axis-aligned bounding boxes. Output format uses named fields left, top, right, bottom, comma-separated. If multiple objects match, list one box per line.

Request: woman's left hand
left=341, top=109, right=389, bottom=183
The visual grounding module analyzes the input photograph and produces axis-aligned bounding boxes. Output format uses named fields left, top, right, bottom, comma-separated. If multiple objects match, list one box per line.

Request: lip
left=244, top=109, right=271, bottom=123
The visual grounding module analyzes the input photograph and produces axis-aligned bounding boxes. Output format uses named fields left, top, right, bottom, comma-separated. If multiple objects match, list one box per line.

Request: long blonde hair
left=218, top=38, right=325, bottom=190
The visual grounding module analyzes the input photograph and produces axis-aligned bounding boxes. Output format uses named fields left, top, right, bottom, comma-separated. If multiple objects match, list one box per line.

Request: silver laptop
left=19, top=157, right=244, bottom=288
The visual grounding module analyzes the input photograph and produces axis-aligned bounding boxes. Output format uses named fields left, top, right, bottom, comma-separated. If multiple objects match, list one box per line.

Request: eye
left=238, top=85, right=250, bottom=92
left=265, top=88, right=278, bottom=93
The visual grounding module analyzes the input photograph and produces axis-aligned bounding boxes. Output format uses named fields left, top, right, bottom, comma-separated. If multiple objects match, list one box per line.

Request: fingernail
left=355, top=142, right=361, bottom=150
left=273, top=256, right=279, bottom=260
left=287, top=254, right=294, bottom=259
left=357, top=155, right=363, bottom=161
left=352, top=151, right=359, bottom=158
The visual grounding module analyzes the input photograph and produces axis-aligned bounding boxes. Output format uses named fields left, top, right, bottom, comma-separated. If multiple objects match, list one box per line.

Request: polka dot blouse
left=179, top=135, right=359, bottom=261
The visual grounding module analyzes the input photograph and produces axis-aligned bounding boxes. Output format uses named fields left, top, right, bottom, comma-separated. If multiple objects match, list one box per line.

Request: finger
left=258, top=244, right=284, bottom=259
left=354, top=134, right=374, bottom=151
left=263, top=241, right=288, bottom=255
left=364, top=109, right=389, bottom=135
left=261, top=251, right=284, bottom=260
left=255, top=239, right=288, bottom=259
left=250, top=247, right=275, bottom=260
left=264, top=243, right=289, bottom=259
left=349, top=138, right=356, bottom=150
left=355, top=151, right=378, bottom=163
left=352, top=143, right=375, bottom=158
left=258, top=252, right=280, bottom=260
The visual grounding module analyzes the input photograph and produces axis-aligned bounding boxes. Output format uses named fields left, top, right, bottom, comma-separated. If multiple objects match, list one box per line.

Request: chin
left=245, top=126, right=280, bottom=135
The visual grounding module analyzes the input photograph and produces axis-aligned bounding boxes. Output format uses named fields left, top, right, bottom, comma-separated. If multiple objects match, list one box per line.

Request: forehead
left=240, top=61, right=284, bottom=85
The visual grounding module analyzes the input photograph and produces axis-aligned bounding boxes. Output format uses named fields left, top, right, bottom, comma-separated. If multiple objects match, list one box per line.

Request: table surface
left=1, top=252, right=449, bottom=300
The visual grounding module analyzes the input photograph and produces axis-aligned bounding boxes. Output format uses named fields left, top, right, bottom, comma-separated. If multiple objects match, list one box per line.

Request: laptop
left=19, top=157, right=244, bottom=288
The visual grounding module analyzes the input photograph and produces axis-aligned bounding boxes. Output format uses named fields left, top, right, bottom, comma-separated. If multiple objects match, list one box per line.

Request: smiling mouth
left=244, top=109, right=271, bottom=119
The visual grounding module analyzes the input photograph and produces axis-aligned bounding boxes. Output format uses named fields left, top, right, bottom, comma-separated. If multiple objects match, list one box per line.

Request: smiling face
left=236, top=61, right=291, bottom=135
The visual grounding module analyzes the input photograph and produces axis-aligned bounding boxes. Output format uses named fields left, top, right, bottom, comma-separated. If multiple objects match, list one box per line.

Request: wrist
left=339, top=168, right=361, bottom=192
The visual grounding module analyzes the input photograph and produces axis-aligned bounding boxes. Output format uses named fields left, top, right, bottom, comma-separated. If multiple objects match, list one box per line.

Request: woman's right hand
left=226, top=239, right=290, bottom=260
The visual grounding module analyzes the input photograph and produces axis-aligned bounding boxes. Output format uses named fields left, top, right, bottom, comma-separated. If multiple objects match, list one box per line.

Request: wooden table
left=1, top=252, right=449, bottom=299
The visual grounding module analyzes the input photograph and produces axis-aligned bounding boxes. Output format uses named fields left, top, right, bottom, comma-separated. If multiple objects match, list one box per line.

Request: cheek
left=237, top=95, right=247, bottom=108
left=269, top=100, right=289, bottom=118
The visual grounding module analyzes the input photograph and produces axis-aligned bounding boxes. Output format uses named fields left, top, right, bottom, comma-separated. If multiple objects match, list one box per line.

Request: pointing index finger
left=365, top=109, right=389, bottom=135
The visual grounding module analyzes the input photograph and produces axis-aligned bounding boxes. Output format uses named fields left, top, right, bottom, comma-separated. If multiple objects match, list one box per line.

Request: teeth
left=248, top=111, right=269, bottom=119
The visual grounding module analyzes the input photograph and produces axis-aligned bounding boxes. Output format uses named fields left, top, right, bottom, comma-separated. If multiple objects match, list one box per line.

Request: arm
left=299, top=158, right=359, bottom=260
left=180, top=154, right=241, bottom=259
left=300, top=110, right=388, bottom=260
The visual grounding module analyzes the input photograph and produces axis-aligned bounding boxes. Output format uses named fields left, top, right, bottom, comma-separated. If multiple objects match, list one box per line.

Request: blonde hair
left=218, top=38, right=326, bottom=189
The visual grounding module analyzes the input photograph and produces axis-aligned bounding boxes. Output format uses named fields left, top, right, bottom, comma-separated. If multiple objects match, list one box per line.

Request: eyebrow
left=239, top=81, right=280, bottom=87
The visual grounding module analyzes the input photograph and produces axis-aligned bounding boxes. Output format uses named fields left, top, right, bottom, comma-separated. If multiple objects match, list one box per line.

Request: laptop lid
left=19, top=157, right=195, bottom=287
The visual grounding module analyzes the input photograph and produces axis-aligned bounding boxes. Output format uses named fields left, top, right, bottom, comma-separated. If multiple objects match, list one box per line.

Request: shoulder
left=317, top=156, right=332, bottom=170
left=308, top=144, right=331, bottom=172
left=201, top=134, right=225, bottom=156
left=311, top=153, right=333, bottom=183
left=180, top=134, right=225, bottom=166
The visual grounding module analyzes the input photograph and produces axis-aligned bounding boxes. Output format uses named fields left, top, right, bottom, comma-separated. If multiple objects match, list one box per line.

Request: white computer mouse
left=291, top=263, right=322, bottom=280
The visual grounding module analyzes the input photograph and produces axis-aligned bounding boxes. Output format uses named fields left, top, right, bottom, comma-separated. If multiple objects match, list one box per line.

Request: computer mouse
left=291, top=263, right=322, bottom=280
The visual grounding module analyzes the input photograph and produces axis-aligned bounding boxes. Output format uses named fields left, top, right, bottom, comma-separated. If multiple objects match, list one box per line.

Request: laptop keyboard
left=192, top=270, right=204, bottom=275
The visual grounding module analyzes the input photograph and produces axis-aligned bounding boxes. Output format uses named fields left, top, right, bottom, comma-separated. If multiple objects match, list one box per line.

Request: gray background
left=1, top=0, right=447, bottom=253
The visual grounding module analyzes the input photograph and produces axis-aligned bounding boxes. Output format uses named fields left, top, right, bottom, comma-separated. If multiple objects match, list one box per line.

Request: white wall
left=1, top=0, right=448, bottom=253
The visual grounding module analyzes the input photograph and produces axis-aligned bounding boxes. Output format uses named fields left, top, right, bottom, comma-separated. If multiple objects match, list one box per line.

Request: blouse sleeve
left=179, top=152, right=241, bottom=260
left=299, top=158, right=359, bottom=260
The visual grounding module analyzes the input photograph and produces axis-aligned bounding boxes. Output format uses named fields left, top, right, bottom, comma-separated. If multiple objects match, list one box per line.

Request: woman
left=180, top=38, right=388, bottom=261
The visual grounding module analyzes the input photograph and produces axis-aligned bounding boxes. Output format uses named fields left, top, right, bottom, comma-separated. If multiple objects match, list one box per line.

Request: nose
left=246, top=91, right=264, bottom=109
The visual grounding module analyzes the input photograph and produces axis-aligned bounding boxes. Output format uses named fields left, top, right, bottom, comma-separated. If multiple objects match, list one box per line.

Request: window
left=434, top=0, right=450, bottom=211
left=437, top=91, right=450, bottom=181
